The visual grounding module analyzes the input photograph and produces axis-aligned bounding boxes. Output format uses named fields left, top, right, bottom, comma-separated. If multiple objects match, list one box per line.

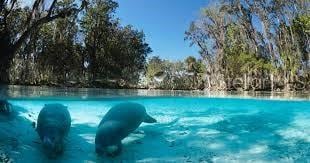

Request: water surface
left=0, top=87, right=309, bottom=162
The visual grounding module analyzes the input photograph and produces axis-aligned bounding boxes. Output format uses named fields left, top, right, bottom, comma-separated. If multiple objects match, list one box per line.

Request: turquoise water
left=0, top=88, right=309, bottom=162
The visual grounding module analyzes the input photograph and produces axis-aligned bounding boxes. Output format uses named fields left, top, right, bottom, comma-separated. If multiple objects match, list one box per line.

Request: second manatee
left=95, top=102, right=157, bottom=156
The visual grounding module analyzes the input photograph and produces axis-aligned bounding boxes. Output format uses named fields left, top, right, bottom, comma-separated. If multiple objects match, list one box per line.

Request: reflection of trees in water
left=0, top=85, right=309, bottom=100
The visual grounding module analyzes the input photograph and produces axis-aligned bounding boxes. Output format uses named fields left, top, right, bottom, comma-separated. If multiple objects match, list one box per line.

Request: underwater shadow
left=0, top=104, right=38, bottom=162
left=139, top=107, right=310, bottom=162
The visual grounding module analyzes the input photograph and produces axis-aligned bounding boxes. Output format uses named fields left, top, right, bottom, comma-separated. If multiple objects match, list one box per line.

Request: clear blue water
left=0, top=87, right=309, bottom=162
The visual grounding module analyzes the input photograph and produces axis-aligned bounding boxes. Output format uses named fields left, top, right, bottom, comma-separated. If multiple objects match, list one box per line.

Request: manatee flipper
left=143, top=114, right=157, bottom=123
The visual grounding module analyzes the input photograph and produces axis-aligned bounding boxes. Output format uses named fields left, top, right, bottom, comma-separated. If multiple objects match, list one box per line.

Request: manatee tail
left=143, top=114, right=157, bottom=123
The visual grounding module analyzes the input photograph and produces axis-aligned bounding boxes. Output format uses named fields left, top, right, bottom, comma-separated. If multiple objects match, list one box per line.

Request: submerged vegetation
left=0, top=0, right=309, bottom=91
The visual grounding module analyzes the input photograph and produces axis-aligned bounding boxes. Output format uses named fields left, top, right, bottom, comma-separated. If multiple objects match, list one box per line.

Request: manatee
left=36, top=104, right=71, bottom=158
left=95, top=102, right=157, bottom=157
left=0, top=100, right=12, bottom=116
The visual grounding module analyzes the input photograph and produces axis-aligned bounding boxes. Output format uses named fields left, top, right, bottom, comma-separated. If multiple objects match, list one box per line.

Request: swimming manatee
left=95, top=102, right=157, bottom=157
left=0, top=100, right=12, bottom=116
left=36, top=104, right=71, bottom=158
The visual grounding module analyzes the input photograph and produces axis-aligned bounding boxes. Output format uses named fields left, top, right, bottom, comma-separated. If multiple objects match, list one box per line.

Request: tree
left=292, top=14, right=310, bottom=68
left=186, top=0, right=309, bottom=91
left=0, top=0, right=86, bottom=83
left=185, top=56, right=199, bottom=89
left=5, top=0, right=151, bottom=88
left=81, top=0, right=151, bottom=86
left=186, top=3, right=233, bottom=90
left=146, top=56, right=165, bottom=83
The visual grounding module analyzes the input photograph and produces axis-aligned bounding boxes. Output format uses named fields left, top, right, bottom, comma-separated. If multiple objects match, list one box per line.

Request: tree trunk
left=270, top=73, right=274, bottom=91
left=243, top=73, right=248, bottom=90
left=205, top=75, right=211, bottom=90
left=284, top=72, right=290, bottom=92
left=0, top=59, right=10, bottom=84
left=0, top=46, right=14, bottom=84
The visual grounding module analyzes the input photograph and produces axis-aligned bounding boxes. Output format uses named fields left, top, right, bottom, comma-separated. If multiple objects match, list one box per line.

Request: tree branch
left=47, top=0, right=57, bottom=17
left=10, top=0, right=87, bottom=55
left=12, top=8, right=77, bottom=54
left=0, top=0, right=5, bottom=13
left=25, top=0, right=42, bottom=28
left=4, top=0, right=16, bottom=18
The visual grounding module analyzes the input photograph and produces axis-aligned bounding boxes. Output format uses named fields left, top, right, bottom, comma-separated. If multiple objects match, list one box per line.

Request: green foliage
left=224, top=24, right=275, bottom=76
left=5, top=0, right=151, bottom=87
left=146, top=56, right=165, bottom=81
left=80, top=0, right=151, bottom=86
left=292, top=14, right=310, bottom=62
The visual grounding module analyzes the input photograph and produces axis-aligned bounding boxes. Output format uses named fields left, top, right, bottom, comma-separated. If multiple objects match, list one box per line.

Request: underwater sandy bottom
left=0, top=97, right=309, bottom=163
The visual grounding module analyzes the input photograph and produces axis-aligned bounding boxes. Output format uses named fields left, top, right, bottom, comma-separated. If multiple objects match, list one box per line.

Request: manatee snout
left=95, top=143, right=119, bottom=156
left=41, top=132, right=64, bottom=157
left=95, top=122, right=123, bottom=156
left=43, top=136, right=54, bottom=149
left=96, top=144, right=120, bottom=157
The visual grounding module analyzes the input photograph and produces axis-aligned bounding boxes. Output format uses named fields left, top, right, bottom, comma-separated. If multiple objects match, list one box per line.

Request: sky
left=115, top=0, right=209, bottom=61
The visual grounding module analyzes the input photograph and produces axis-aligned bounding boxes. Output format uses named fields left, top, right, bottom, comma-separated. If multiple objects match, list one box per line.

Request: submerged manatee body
left=0, top=100, right=12, bottom=116
left=95, top=102, right=157, bottom=156
left=36, top=104, right=71, bottom=158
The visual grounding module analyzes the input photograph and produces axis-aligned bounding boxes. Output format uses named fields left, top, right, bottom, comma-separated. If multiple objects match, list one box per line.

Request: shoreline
left=2, top=84, right=310, bottom=91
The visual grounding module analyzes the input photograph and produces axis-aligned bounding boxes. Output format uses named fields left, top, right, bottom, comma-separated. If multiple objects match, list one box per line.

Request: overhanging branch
left=12, top=7, right=79, bottom=54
